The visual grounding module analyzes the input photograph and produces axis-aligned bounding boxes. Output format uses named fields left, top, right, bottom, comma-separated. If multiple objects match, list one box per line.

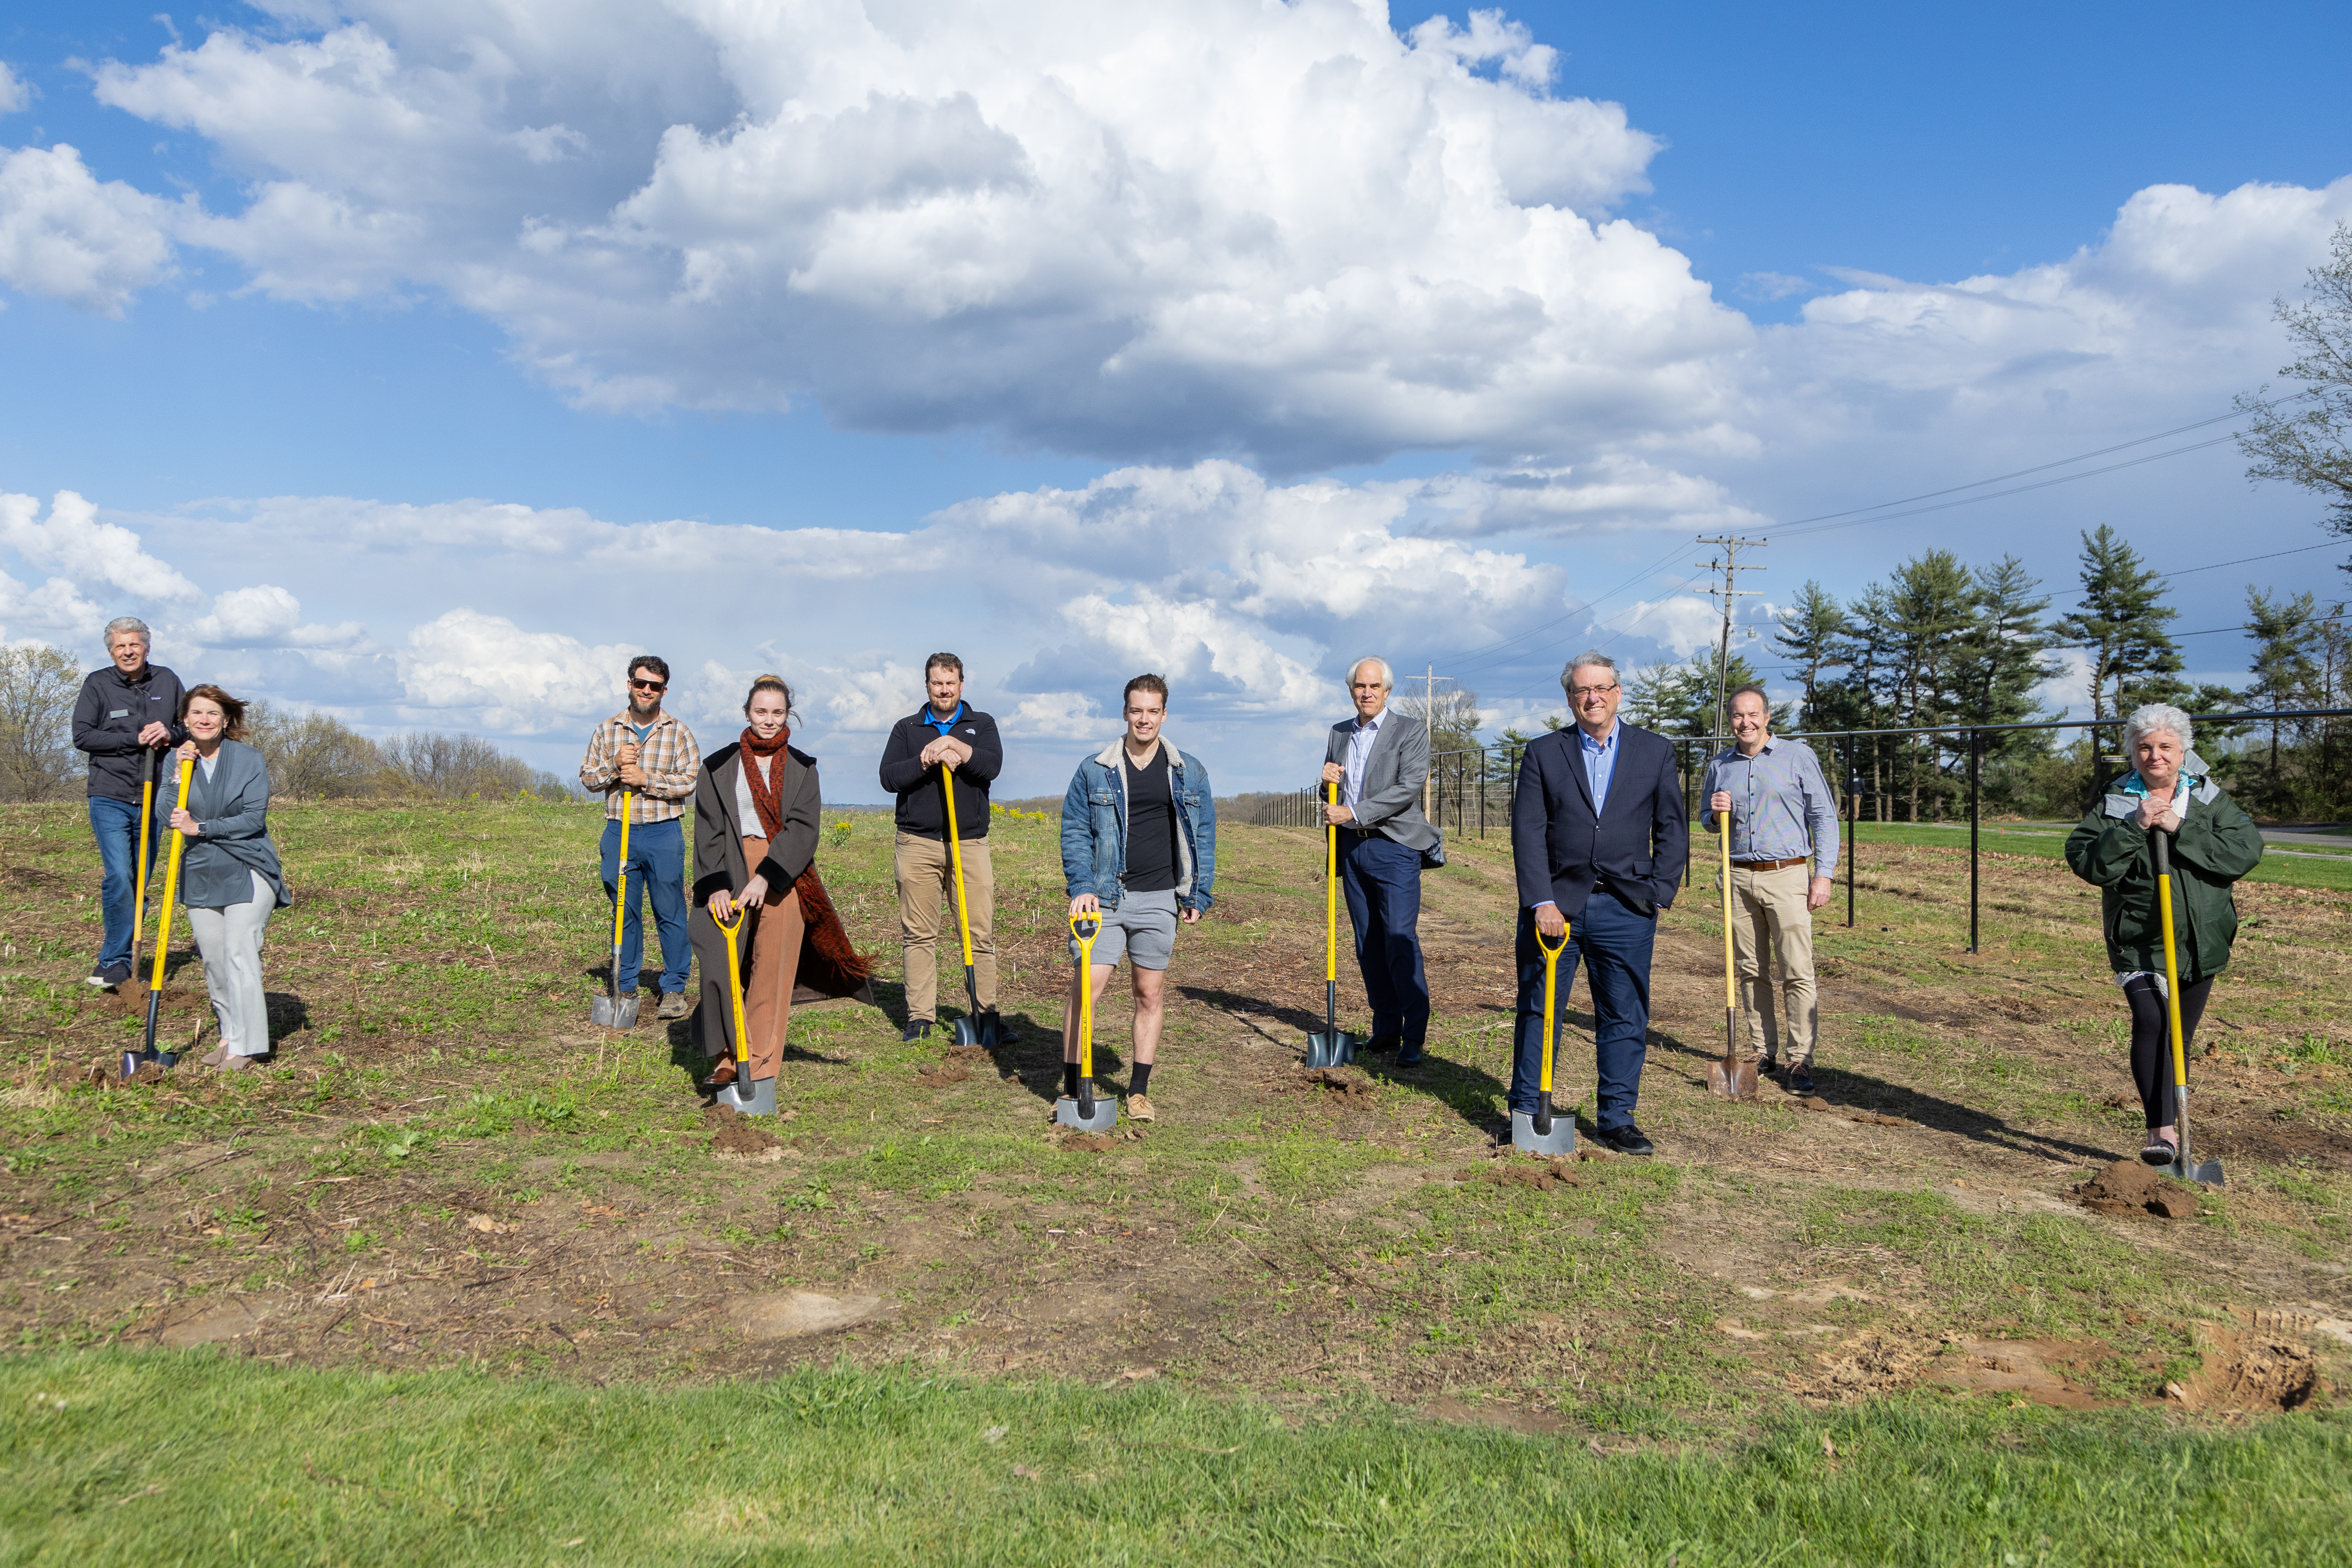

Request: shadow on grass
left=1645, top=1024, right=2122, bottom=1163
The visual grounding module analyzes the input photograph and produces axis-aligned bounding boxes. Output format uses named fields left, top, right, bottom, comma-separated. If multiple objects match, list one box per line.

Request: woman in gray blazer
left=167, top=685, right=291, bottom=1070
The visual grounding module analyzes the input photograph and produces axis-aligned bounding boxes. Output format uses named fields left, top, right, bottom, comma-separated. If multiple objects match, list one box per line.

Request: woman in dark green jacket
left=2065, top=702, right=2264, bottom=1166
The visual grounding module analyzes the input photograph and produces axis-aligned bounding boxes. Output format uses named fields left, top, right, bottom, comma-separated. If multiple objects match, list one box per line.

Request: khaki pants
left=1730, top=861, right=1818, bottom=1065
left=895, top=832, right=996, bottom=1022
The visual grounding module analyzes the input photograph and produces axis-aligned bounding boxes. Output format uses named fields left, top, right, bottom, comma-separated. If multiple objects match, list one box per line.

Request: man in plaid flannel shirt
left=578, top=655, right=701, bottom=1020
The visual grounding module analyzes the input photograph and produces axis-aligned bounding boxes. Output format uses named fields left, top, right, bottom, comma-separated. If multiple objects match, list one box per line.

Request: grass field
left=3, top=794, right=2348, bottom=1563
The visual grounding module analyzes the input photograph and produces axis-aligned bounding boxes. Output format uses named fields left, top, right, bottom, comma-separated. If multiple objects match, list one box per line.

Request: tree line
left=0, top=645, right=576, bottom=805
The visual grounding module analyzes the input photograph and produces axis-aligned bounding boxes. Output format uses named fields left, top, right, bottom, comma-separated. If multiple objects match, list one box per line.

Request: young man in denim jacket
left=1058, top=674, right=1217, bottom=1123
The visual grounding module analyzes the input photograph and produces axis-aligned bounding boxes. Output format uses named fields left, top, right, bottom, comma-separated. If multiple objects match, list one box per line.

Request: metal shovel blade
left=950, top=1014, right=985, bottom=1048
left=1705, top=1056, right=1759, bottom=1100
left=717, top=1075, right=778, bottom=1117
left=1302, top=1029, right=1359, bottom=1068
left=592, top=992, right=640, bottom=1029
left=2171, top=1153, right=2224, bottom=1187
left=1511, top=1106, right=1576, bottom=1156
left=1055, top=1093, right=1117, bottom=1133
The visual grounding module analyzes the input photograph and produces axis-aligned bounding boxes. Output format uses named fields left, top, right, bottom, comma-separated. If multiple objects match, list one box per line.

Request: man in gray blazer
left=1320, top=657, right=1444, bottom=1066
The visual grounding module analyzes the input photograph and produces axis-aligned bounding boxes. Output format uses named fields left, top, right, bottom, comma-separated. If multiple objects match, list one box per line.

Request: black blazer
left=1511, top=723, right=1688, bottom=916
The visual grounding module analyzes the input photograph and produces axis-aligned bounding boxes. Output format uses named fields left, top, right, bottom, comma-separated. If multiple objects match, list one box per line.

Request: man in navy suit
left=1509, top=650, right=1688, bottom=1155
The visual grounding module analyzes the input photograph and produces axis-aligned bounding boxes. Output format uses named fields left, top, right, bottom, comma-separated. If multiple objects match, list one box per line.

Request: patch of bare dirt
left=728, top=1290, right=886, bottom=1340
left=2073, top=1160, right=2200, bottom=1219
left=913, top=1061, right=973, bottom=1087
left=1794, top=1328, right=1934, bottom=1400
left=1284, top=1067, right=1375, bottom=1097
left=1930, top=1336, right=2114, bottom=1409
left=1786, top=1096, right=1911, bottom=1126
left=1419, top=1395, right=1569, bottom=1434
left=703, top=1104, right=783, bottom=1159
left=2168, top=1322, right=2321, bottom=1413
left=1455, top=1156, right=1581, bottom=1192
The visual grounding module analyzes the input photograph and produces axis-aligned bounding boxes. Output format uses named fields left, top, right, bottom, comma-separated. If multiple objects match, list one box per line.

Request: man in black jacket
left=71, top=616, right=187, bottom=988
left=1510, top=650, right=1688, bottom=1155
left=877, top=653, right=1008, bottom=1043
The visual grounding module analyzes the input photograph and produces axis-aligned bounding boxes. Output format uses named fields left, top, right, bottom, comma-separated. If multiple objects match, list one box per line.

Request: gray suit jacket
left=176, top=740, right=291, bottom=910
left=1325, top=710, right=1445, bottom=862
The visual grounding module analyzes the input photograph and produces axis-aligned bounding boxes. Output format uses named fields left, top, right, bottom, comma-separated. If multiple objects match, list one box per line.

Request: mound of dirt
left=2073, top=1160, right=2199, bottom=1219
left=1287, top=1067, right=1374, bottom=1096
left=702, top=1103, right=783, bottom=1159
left=89, top=981, right=206, bottom=1020
left=913, top=1062, right=972, bottom=1087
left=2167, top=1323, right=2320, bottom=1413
left=1456, top=1157, right=1579, bottom=1192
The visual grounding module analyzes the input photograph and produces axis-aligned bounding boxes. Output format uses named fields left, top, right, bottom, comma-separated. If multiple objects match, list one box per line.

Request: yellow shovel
left=1055, top=913, right=1116, bottom=1132
left=128, top=745, right=158, bottom=984
left=125, top=755, right=194, bottom=1079
left=1705, top=810, right=1759, bottom=1100
left=2151, top=829, right=2222, bottom=1185
left=708, top=903, right=775, bottom=1116
left=1304, top=780, right=1362, bottom=1067
left=592, top=791, right=639, bottom=1028
left=939, top=763, right=1000, bottom=1047
left=1512, top=921, right=1576, bottom=1154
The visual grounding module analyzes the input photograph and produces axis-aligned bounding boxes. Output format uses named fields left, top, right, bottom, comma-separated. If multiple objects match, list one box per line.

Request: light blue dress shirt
left=1343, top=712, right=1383, bottom=809
left=1580, top=720, right=1620, bottom=813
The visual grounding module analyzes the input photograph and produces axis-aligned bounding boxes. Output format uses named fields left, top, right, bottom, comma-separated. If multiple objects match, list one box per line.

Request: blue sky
left=2, top=2, right=2347, bottom=796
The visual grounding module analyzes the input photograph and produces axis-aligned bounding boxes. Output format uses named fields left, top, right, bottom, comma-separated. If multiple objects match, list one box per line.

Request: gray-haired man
left=1320, top=656, right=1443, bottom=1065
left=70, top=617, right=187, bottom=988
left=1703, top=684, right=1839, bottom=1094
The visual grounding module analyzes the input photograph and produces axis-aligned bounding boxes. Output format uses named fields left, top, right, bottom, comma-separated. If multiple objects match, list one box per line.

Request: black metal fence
left=1227, top=707, right=2352, bottom=955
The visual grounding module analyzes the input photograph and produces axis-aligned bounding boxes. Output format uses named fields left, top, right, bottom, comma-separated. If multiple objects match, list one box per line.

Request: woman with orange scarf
left=688, top=674, right=873, bottom=1110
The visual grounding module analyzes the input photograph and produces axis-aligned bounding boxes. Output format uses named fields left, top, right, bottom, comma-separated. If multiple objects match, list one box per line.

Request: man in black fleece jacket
left=876, top=653, right=1009, bottom=1042
left=71, top=616, right=188, bottom=988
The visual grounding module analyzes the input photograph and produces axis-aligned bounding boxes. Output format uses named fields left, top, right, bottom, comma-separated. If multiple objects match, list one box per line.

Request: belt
left=1733, top=856, right=1810, bottom=872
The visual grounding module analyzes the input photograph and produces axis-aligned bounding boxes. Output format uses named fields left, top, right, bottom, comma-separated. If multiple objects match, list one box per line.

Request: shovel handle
left=1069, top=914, right=1101, bottom=1083
left=609, top=792, right=635, bottom=951
left=1537, top=921, right=1567, bottom=1096
left=712, top=905, right=752, bottom=1071
left=1325, top=781, right=1340, bottom=985
left=941, top=765, right=977, bottom=969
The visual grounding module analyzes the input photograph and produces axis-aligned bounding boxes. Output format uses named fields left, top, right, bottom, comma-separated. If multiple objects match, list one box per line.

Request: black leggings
left=2122, top=973, right=2211, bottom=1130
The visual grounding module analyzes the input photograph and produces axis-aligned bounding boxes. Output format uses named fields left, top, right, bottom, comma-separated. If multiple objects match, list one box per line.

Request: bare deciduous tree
left=0, top=644, right=84, bottom=801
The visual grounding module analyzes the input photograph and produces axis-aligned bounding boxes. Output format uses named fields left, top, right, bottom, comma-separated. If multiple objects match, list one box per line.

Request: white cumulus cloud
left=88, top=0, right=1739, bottom=466
left=0, top=490, right=200, bottom=601
left=0, top=145, right=180, bottom=315
left=0, top=63, right=31, bottom=117
left=396, top=609, right=642, bottom=733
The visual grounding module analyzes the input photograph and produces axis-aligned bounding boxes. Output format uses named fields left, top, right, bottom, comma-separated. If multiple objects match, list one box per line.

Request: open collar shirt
left=579, top=710, right=702, bottom=824
left=1579, top=720, right=1621, bottom=814
left=1703, top=737, right=1840, bottom=878
left=1343, top=709, right=1385, bottom=810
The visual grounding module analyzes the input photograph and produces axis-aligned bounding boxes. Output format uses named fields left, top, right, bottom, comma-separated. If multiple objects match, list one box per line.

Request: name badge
left=110, top=709, right=129, bottom=718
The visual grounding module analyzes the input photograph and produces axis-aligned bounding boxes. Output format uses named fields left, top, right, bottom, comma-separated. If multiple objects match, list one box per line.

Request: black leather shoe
left=1395, top=1043, right=1426, bottom=1068
left=901, top=1020, right=932, bottom=1043
left=1366, top=1034, right=1402, bottom=1054
left=1786, top=1071, right=1816, bottom=1096
left=1596, top=1124, right=1655, bottom=1157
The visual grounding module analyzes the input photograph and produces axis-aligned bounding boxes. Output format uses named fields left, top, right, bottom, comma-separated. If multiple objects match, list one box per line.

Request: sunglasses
left=630, top=678, right=667, bottom=693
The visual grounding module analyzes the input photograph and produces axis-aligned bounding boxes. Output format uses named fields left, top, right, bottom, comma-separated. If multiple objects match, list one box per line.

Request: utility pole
left=1694, top=536, right=1767, bottom=752
left=1414, top=662, right=1455, bottom=821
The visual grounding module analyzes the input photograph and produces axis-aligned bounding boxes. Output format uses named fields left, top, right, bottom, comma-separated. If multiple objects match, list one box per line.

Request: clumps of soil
left=702, top=1103, right=784, bottom=1160
left=2167, top=1322, right=2321, bottom=1413
left=1798, top=1330, right=1932, bottom=1401
left=941, top=1043, right=990, bottom=1062
left=1286, top=1067, right=1374, bottom=1097
left=1456, top=1156, right=1580, bottom=1192
left=2073, top=1159, right=2200, bottom=1219
left=914, top=1061, right=973, bottom=1088
left=88, top=980, right=206, bottom=1020
left=1048, top=1122, right=1148, bottom=1152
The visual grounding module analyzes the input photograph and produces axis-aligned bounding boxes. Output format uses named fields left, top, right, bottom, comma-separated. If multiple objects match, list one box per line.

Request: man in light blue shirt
left=1702, top=684, right=1840, bottom=1092
left=1320, top=656, right=1443, bottom=1064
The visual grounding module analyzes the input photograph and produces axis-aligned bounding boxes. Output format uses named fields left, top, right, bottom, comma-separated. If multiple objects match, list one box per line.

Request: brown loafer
left=700, top=1059, right=738, bottom=1090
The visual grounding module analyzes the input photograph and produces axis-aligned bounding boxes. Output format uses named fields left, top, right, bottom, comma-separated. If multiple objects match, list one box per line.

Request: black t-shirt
left=1122, top=745, right=1180, bottom=893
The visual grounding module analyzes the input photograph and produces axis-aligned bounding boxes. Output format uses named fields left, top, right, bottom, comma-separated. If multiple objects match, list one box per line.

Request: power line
left=1773, top=435, right=2238, bottom=539
left=2162, top=539, right=2343, bottom=578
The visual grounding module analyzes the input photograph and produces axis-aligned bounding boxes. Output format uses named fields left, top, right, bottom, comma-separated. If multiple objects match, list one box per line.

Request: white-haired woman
left=2065, top=703, right=2263, bottom=1165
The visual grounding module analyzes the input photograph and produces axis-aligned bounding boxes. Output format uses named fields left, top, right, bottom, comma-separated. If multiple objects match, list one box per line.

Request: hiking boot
left=1125, top=1092, right=1157, bottom=1123
left=902, top=1019, right=933, bottom=1043
left=1395, top=1043, right=1425, bottom=1068
left=656, top=991, right=691, bottom=1021
left=1785, top=1069, right=1816, bottom=1096
left=87, top=963, right=132, bottom=990
left=1366, top=1034, right=1402, bottom=1055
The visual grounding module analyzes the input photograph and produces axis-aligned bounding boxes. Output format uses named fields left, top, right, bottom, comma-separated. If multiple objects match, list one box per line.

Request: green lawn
left=5, top=1351, right=2347, bottom=1566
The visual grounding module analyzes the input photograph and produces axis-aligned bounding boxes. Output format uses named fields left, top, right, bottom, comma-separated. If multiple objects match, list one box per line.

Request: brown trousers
left=1730, top=860, right=1818, bottom=1064
left=730, top=834, right=803, bottom=1080
left=894, top=831, right=995, bottom=1022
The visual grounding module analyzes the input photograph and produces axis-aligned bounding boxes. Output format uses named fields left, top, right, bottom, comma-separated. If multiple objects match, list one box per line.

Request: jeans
left=599, top=816, right=690, bottom=995
left=1510, top=891, right=1657, bottom=1129
left=1339, top=831, right=1429, bottom=1045
left=88, top=794, right=170, bottom=973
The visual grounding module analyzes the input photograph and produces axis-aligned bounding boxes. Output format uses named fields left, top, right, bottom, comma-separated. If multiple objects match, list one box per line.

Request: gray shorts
left=1071, top=888, right=1179, bottom=971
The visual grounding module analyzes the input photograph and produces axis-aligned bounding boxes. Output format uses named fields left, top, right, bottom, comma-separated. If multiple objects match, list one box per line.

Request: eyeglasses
left=1569, top=684, right=1619, bottom=700
left=630, top=678, right=666, bottom=693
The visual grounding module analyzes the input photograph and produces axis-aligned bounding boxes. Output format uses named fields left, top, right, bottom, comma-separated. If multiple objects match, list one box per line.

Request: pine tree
left=1886, top=550, right=1977, bottom=819
left=2056, top=524, right=2182, bottom=727
left=1772, top=581, right=1849, bottom=733
left=2243, top=586, right=2321, bottom=794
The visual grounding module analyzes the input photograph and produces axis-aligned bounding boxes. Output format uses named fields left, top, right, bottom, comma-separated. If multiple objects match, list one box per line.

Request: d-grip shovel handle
left=1070, top=913, right=1102, bottom=1112
left=2150, top=830, right=2190, bottom=1095
left=713, top=905, right=751, bottom=1077
left=1534, top=921, right=1569, bottom=1133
